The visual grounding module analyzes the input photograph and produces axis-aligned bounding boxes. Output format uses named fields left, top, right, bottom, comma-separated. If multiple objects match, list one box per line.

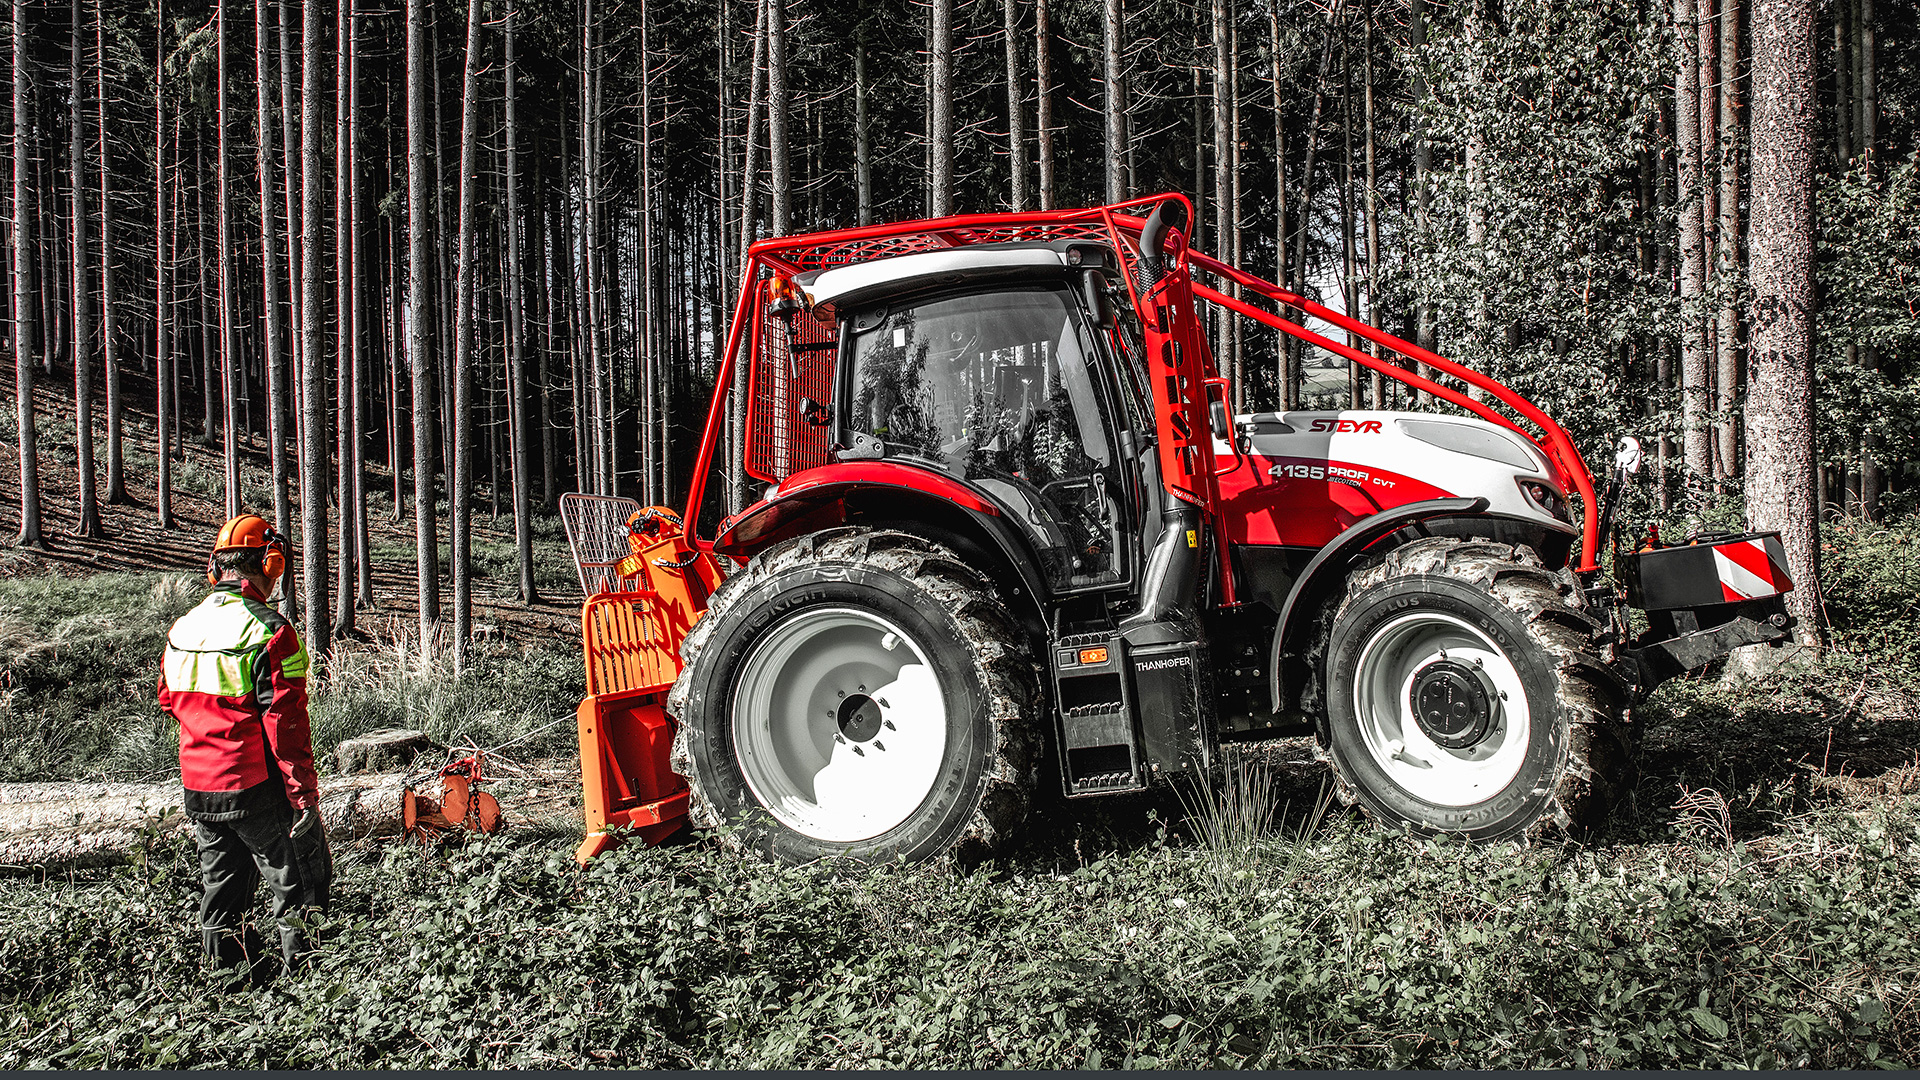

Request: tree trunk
left=257, top=0, right=292, bottom=559
left=1002, top=0, right=1027, bottom=211
left=1269, top=0, right=1296, bottom=408
left=335, top=0, right=361, bottom=636
left=1715, top=0, right=1742, bottom=481
left=153, top=0, right=171, bottom=529
left=216, top=0, right=240, bottom=518
left=96, top=0, right=124, bottom=506
left=1104, top=0, right=1125, bottom=205
left=1211, top=0, right=1229, bottom=373
left=1411, top=0, right=1436, bottom=396
left=1360, top=0, right=1384, bottom=408
left=729, top=0, right=767, bottom=514
left=1035, top=0, right=1055, bottom=210
left=929, top=0, right=953, bottom=217
left=71, top=0, right=101, bottom=538
left=1674, top=0, right=1714, bottom=501
left=768, top=0, right=789, bottom=235
left=1743, top=0, right=1821, bottom=644
left=505, top=6, right=535, bottom=603
left=13, top=0, right=43, bottom=548
left=278, top=0, right=300, bottom=464
left=855, top=28, right=871, bottom=224
left=450, top=0, right=482, bottom=668
left=300, top=0, right=329, bottom=657
left=407, top=0, right=438, bottom=636
left=1831, top=2, right=1849, bottom=167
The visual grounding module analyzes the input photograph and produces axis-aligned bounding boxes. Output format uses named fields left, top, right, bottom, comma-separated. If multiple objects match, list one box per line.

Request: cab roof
left=793, top=241, right=1116, bottom=310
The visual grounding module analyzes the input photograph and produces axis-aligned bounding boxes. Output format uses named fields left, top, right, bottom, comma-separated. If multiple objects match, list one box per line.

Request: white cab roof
left=795, top=246, right=1078, bottom=309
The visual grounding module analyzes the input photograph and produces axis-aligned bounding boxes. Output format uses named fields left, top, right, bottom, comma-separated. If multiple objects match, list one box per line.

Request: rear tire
left=1319, top=537, right=1630, bottom=840
left=667, top=528, right=1038, bottom=864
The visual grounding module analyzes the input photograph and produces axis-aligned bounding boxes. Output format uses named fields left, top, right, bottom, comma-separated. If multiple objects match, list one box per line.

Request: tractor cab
left=803, top=242, right=1144, bottom=594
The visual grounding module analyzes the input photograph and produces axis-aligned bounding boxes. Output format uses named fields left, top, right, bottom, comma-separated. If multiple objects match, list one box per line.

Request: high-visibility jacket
left=158, top=581, right=317, bottom=820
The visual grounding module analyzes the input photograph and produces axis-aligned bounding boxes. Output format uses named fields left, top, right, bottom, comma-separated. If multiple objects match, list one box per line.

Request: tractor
left=561, top=194, right=1795, bottom=865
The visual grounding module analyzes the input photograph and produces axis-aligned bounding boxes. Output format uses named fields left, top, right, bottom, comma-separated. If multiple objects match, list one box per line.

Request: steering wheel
left=1037, top=475, right=1112, bottom=538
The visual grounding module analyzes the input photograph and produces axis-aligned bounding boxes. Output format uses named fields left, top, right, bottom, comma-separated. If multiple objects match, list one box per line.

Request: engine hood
left=1213, top=410, right=1574, bottom=547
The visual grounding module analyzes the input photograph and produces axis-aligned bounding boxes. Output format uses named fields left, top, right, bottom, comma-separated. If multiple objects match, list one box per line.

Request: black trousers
left=193, top=803, right=333, bottom=971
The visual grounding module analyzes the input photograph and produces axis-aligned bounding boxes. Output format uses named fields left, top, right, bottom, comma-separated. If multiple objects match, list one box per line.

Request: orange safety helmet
left=206, top=514, right=290, bottom=586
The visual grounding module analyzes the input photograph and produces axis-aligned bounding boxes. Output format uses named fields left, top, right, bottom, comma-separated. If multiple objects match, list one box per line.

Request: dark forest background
left=2, top=0, right=1915, bottom=662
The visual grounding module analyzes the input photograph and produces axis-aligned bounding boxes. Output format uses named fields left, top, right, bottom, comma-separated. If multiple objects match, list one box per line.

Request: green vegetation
left=2, top=517, right=1918, bottom=1066
left=0, top=573, right=583, bottom=783
left=0, top=783, right=1912, bottom=1068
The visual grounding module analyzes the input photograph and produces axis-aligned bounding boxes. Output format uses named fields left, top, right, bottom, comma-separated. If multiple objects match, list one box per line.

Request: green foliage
left=0, top=797, right=1913, bottom=1068
left=1817, top=156, right=1920, bottom=478
left=1819, top=512, right=1920, bottom=667
left=1392, top=0, right=1671, bottom=460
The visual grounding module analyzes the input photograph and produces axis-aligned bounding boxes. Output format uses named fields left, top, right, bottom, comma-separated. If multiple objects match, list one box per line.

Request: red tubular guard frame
left=682, top=197, right=1602, bottom=574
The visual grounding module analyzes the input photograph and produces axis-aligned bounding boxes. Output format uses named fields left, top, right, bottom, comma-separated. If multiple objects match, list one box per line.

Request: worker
left=158, top=514, right=332, bottom=981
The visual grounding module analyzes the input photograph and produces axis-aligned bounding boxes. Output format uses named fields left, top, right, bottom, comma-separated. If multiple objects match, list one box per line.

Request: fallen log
left=0, top=774, right=411, bottom=873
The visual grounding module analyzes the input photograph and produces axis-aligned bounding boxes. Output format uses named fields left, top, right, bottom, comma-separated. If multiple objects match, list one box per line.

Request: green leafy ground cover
left=1, top=517, right=1918, bottom=1067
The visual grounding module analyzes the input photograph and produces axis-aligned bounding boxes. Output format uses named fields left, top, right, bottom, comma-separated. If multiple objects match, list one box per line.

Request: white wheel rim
left=1350, top=611, right=1532, bottom=808
left=732, top=607, right=949, bottom=842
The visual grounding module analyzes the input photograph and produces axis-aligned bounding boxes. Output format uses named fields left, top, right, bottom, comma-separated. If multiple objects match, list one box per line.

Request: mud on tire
left=1318, top=536, right=1631, bottom=841
left=667, top=528, right=1039, bottom=864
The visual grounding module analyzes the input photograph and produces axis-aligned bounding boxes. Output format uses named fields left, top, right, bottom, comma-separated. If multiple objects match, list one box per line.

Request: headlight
left=1518, top=479, right=1569, bottom=522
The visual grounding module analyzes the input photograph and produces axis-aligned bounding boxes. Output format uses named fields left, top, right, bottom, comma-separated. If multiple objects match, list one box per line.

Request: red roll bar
left=681, top=196, right=1602, bottom=574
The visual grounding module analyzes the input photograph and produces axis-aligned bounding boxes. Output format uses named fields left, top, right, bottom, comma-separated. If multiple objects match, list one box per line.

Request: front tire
left=667, top=528, right=1038, bottom=864
left=1320, top=537, right=1630, bottom=840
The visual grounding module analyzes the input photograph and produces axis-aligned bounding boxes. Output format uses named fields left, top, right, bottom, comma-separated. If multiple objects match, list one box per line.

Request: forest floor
left=2, top=374, right=1918, bottom=1067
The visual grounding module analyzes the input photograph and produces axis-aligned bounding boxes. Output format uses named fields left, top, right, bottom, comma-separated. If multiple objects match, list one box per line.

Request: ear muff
left=260, top=535, right=287, bottom=581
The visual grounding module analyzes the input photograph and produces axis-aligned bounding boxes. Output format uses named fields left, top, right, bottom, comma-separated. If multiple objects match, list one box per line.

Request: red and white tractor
left=563, top=194, right=1795, bottom=865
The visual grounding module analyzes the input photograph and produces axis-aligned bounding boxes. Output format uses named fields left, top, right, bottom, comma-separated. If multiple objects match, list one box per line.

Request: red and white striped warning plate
left=1711, top=538, right=1793, bottom=603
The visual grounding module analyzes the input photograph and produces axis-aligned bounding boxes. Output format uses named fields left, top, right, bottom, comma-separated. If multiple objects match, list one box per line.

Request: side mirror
left=1209, top=397, right=1230, bottom=439
left=801, top=397, right=832, bottom=427
left=1081, top=269, right=1116, bottom=331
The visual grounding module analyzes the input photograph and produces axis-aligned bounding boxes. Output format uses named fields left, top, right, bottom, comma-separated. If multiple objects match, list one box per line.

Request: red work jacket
left=158, top=580, right=318, bottom=819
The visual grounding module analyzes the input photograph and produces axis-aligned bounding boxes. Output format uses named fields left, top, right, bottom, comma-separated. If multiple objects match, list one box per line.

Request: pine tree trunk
left=1362, top=0, right=1384, bottom=409
left=1270, top=0, right=1292, bottom=409
left=334, top=0, right=360, bottom=636
left=300, top=0, right=328, bottom=656
left=450, top=0, right=482, bottom=667
left=929, top=0, right=953, bottom=217
left=505, top=7, right=535, bottom=602
left=729, top=0, right=767, bottom=513
left=1715, top=0, right=1742, bottom=482
left=1035, top=0, right=1054, bottom=210
left=95, top=0, right=124, bottom=506
left=1104, top=0, right=1125, bottom=205
left=1003, top=0, right=1026, bottom=211
left=1743, top=0, right=1821, bottom=644
left=768, top=0, right=789, bottom=235
left=216, top=0, right=240, bottom=518
left=13, top=0, right=44, bottom=548
left=153, top=0, right=172, bottom=528
left=71, top=0, right=102, bottom=538
left=407, top=0, right=438, bottom=635
left=855, top=28, right=871, bottom=224
left=278, top=0, right=300, bottom=464
left=256, top=0, right=292, bottom=558
left=1410, top=0, right=1435, bottom=396
left=1211, top=0, right=1229, bottom=374
left=1674, top=0, right=1714, bottom=500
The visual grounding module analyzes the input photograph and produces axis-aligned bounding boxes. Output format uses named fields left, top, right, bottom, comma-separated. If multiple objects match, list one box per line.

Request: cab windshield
left=844, top=285, right=1125, bottom=590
